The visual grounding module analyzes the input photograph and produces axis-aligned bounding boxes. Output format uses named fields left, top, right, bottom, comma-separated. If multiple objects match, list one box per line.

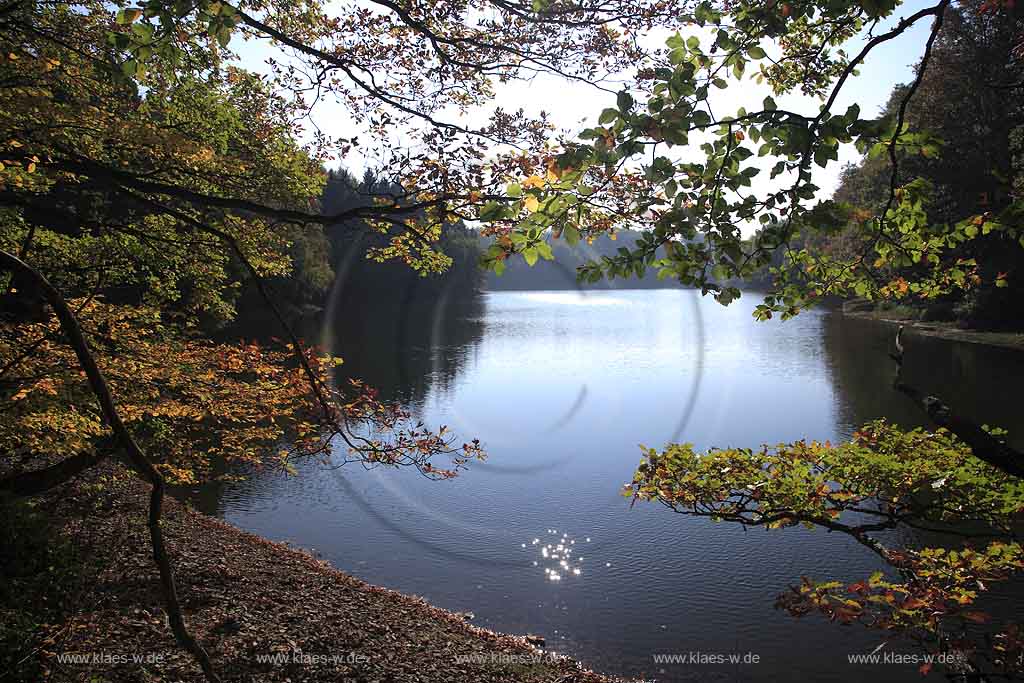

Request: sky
left=231, top=0, right=939, bottom=215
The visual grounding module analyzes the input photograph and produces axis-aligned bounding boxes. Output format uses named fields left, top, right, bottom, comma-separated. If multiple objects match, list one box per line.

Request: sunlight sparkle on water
left=524, top=530, right=587, bottom=582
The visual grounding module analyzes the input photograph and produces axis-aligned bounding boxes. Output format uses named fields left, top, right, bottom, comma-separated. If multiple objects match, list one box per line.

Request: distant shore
left=842, top=308, right=1024, bottom=352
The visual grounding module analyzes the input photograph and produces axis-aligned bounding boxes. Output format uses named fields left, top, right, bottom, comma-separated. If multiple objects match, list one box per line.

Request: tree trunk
left=0, top=249, right=221, bottom=683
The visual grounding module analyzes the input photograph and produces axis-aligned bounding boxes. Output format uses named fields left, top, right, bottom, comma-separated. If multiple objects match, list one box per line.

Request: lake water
left=187, top=286, right=1024, bottom=682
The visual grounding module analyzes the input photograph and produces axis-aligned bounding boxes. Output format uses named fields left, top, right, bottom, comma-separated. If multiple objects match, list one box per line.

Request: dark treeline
left=233, top=172, right=683, bottom=338
left=320, top=169, right=485, bottom=301
left=321, top=170, right=486, bottom=403
left=231, top=169, right=486, bottom=338
left=228, top=169, right=490, bottom=402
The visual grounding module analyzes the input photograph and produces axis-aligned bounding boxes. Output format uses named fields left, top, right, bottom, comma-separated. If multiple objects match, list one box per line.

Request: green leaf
left=564, top=224, right=580, bottom=246
left=479, top=201, right=505, bottom=221
left=747, top=45, right=766, bottom=59
left=694, top=1, right=715, bottom=24
left=617, top=91, right=634, bottom=113
left=523, top=247, right=539, bottom=266
left=598, top=108, right=619, bottom=125
left=716, top=288, right=736, bottom=305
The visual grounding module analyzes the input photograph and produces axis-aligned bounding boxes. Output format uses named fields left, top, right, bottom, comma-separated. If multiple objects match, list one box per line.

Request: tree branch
left=881, top=0, right=949, bottom=220
left=0, top=447, right=107, bottom=497
left=0, top=249, right=221, bottom=683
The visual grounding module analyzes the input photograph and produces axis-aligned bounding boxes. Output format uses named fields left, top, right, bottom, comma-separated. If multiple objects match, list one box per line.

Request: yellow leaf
left=522, top=175, right=545, bottom=189
left=524, top=195, right=540, bottom=213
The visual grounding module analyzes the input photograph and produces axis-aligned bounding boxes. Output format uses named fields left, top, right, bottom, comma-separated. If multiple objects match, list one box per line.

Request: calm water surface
left=188, top=287, right=1024, bottom=682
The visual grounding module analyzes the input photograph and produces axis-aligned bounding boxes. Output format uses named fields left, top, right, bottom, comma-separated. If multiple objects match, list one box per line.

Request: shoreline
left=841, top=309, right=1024, bottom=352
left=10, top=462, right=620, bottom=683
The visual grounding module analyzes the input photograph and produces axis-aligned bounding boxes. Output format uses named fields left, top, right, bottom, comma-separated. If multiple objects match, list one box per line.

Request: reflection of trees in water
left=820, top=312, right=1024, bottom=450
left=325, top=276, right=485, bottom=406
left=178, top=268, right=486, bottom=515
left=172, top=460, right=249, bottom=517
left=321, top=178, right=487, bottom=405
left=821, top=312, right=1024, bottom=632
left=178, top=174, right=487, bottom=513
